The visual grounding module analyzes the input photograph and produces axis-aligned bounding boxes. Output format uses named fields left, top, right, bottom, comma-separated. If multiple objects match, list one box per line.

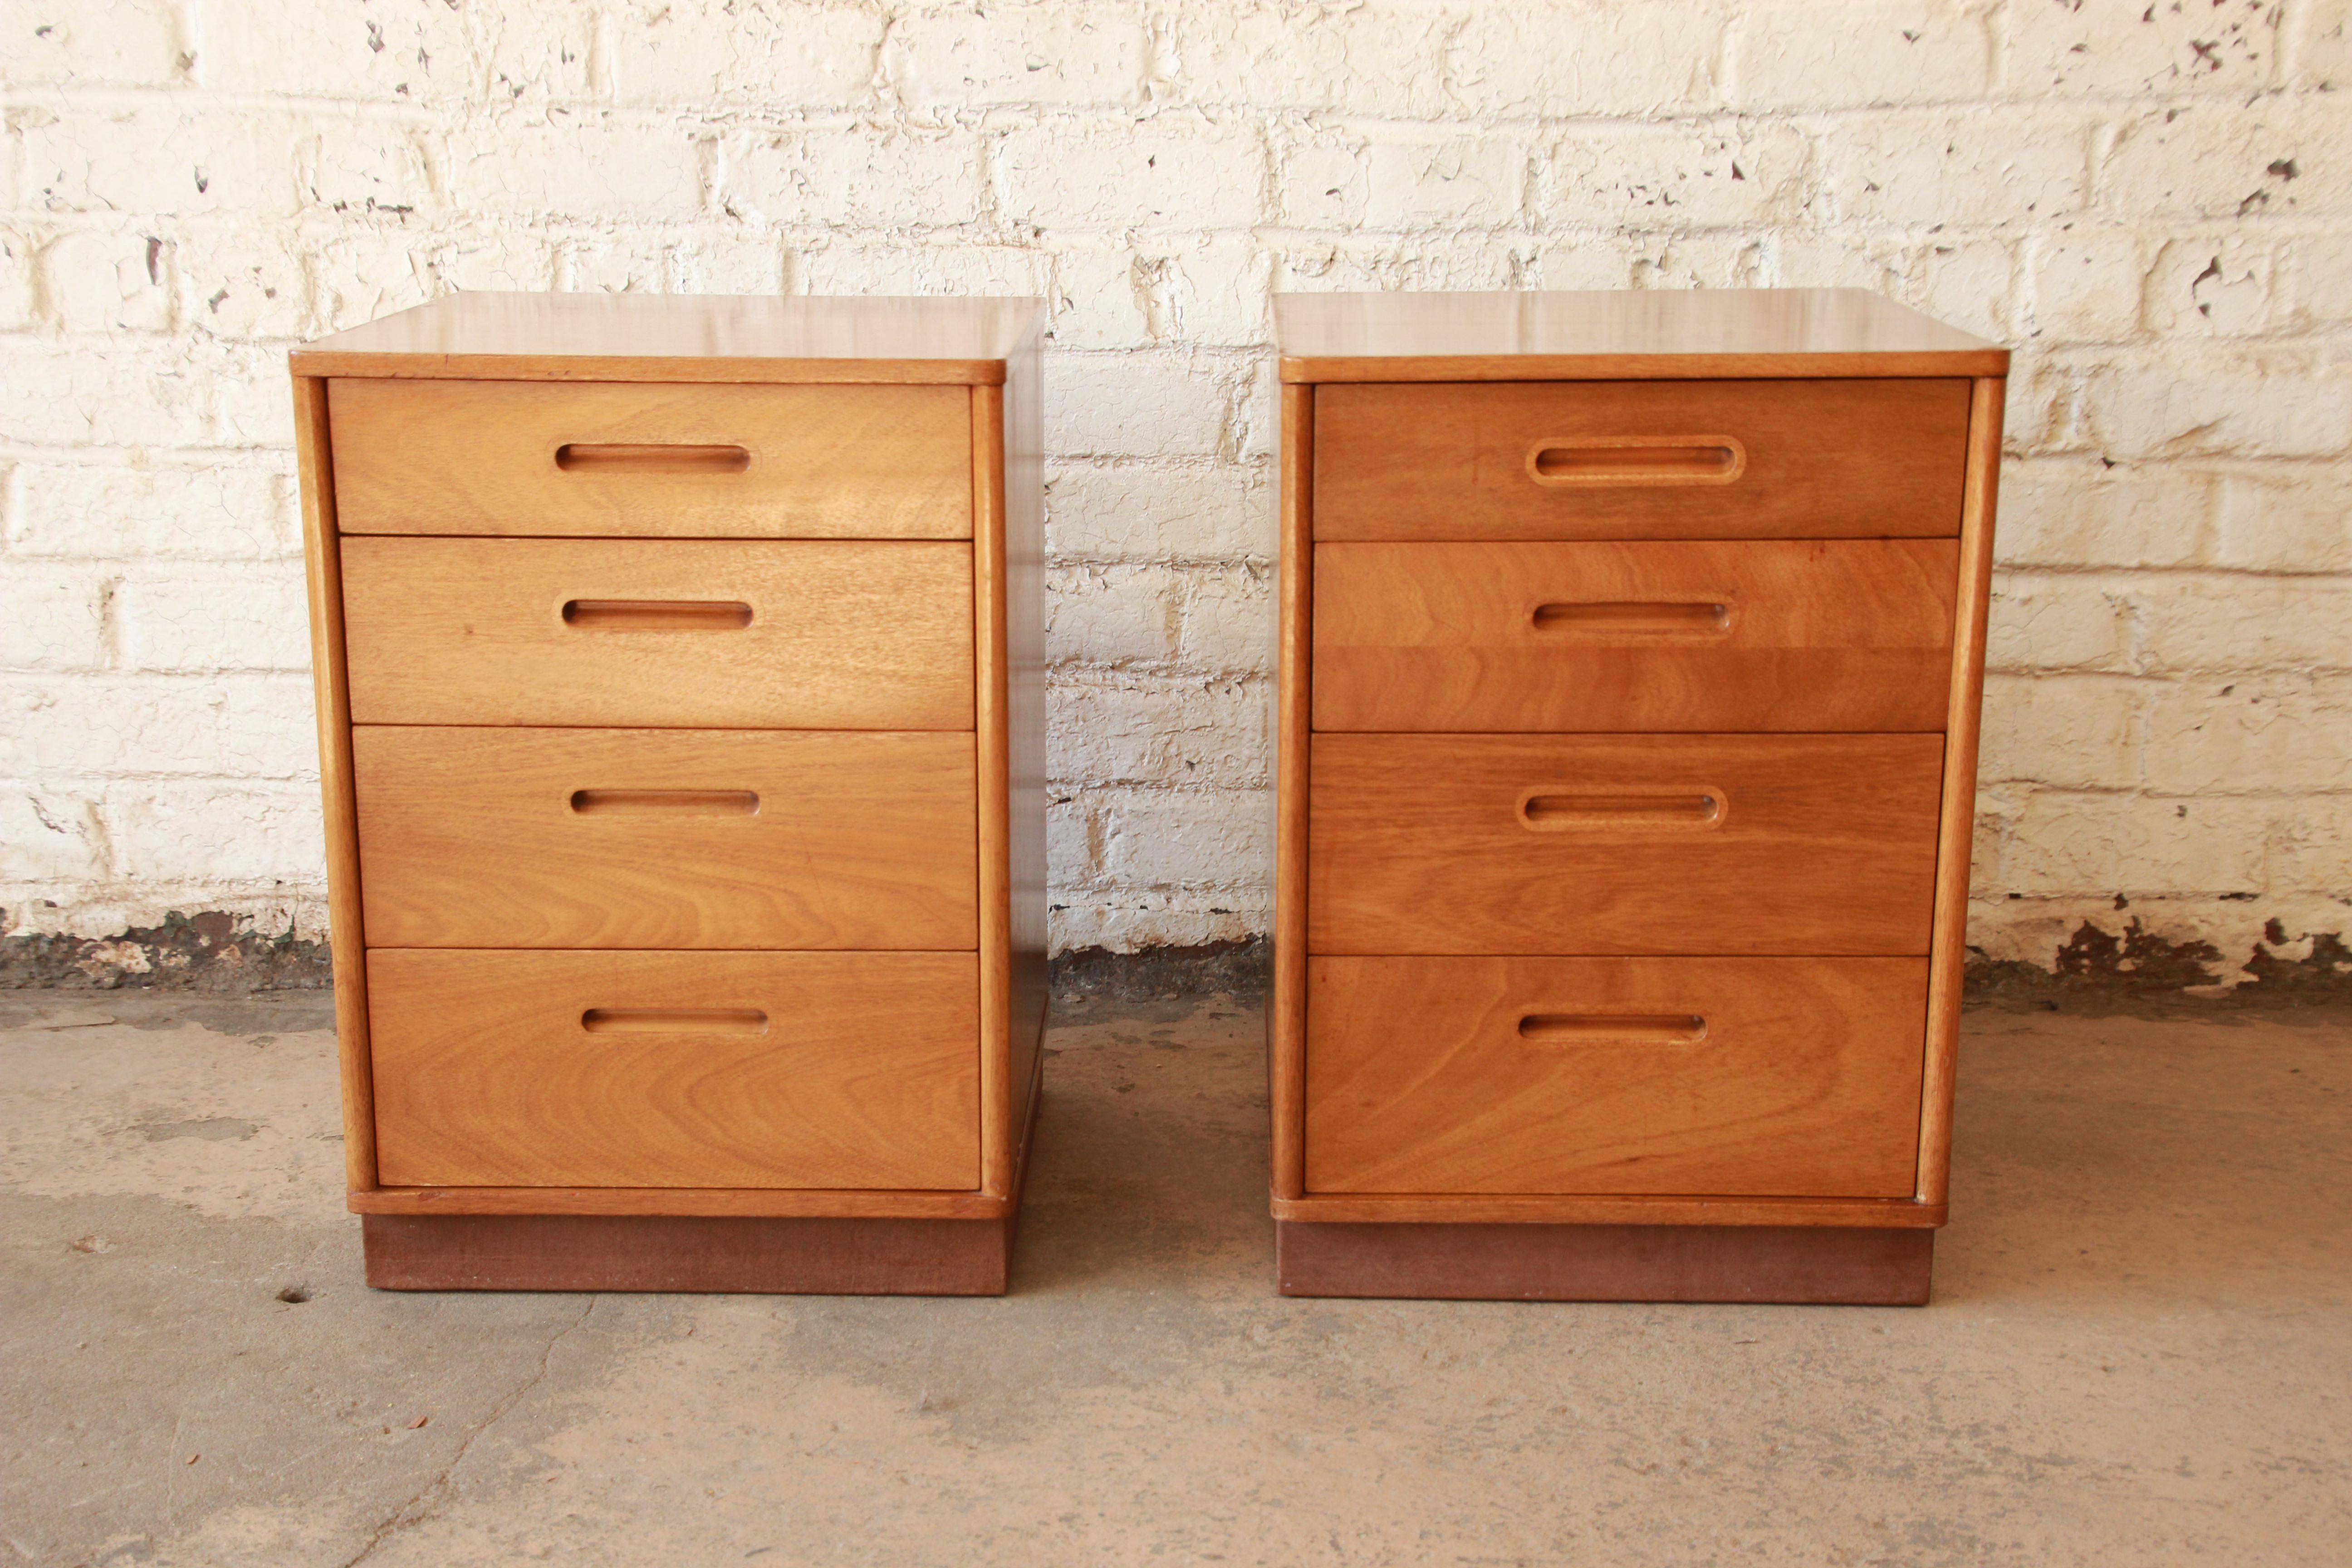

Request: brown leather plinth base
left=363, top=1212, right=1014, bottom=1295
left=1275, top=1220, right=1934, bottom=1305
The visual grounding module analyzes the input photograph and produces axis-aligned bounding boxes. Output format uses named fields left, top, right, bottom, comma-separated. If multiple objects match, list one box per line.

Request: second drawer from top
left=342, top=536, right=975, bottom=730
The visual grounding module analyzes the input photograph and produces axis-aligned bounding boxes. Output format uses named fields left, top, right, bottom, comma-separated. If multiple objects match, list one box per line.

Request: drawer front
left=354, top=727, right=977, bottom=951
left=1309, top=733, right=1944, bottom=956
left=369, top=950, right=980, bottom=1189
left=1313, top=539, right=1960, bottom=732
left=342, top=537, right=974, bottom=729
left=1304, top=956, right=1927, bottom=1197
left=1313, top=379, right=1970, bottom=541
left=329, top=378, right=972, bottom=539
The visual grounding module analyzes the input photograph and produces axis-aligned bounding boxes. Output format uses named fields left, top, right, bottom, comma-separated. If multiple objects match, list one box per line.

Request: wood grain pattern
left=329, top=378, right=971, bottom=539
left=1305, top=956, right=1927, bottom=1197
left=356, top=1189, right=1009, bottom=1218
left=368, top=949, right=980, bottom=1191
left=1271, top=383, right=1314, bottom=1202
left=293, top=374, right=378, bottom=1193
left=1313, top=539, right=1960, bottom=733
left=974, top=382, right=1014, bottom=1199
left=1270, top=1194, right=1945, bottom=1227
left=341, top=536, right=974, bottom=730
left=999, top=326, right=1051, bottom=1183
left=292, top=290, right=1043, bottom=383
left=1918, top=376, right=2007, bottom=1206
left=1274, top=288, right=2008, bottom=382
left=1309, top=733, right=1945, bottom=956
left=352, top=727, right=978, bottom=950
left=1274, top=1220, right=1933, bottom=1303
left=1313, top=379, right=1971, bottom=541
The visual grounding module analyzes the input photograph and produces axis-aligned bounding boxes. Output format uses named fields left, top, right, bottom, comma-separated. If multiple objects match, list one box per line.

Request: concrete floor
left=0, top=993, right=2345, bottom=1568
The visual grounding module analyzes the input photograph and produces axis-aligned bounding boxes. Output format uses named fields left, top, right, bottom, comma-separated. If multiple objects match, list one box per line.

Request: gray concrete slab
left=1, top=990, right=2345, bottom=1567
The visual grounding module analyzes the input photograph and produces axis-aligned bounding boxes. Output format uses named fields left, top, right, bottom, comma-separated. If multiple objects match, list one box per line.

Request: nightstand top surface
left=1275, top=289, right=2008, bottom=382
left=292, top=291, right=1045, bottom=384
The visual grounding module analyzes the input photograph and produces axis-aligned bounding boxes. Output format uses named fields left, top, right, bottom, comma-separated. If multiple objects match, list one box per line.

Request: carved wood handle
left=1525, top=435, right=1746, bottom=486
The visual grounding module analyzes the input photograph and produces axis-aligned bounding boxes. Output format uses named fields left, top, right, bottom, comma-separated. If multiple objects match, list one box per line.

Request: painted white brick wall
left=3, top=0, right=2347, bottom=980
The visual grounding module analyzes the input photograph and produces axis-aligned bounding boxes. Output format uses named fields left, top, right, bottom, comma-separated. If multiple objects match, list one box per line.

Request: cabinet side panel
left=1003, top=329, right=1049, bottom=1140
left=1272, top=384, right=1314, bottom=1203
left=294, top=372, right=377, bottom=1192
left=1917, top=376, right=2005, bottom=1205
left=973, top=384, right=1014, bottom=1199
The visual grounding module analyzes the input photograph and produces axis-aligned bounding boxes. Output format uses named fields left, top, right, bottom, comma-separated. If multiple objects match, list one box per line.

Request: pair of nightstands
left=294, top=289, right=2004, bottom=1303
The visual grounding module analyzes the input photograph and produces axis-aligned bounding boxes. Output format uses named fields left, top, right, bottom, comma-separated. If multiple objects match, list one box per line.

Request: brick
left=203, top=341, right=302, bottom=448
left=607, top=0, right=883, bottom=106
left=0, top=790, right=110, bottom=885
left=2297, top=0, right=2352, bottom=88
left=103, top=781, right=326, bottom=886
left=14, top=102, right=291, bottom=218
left=2273, top=231, right=2352, bottom=332
left=0, top=674, right=317, bottom=779
left=1448, top=2, right=1726, bottom=116
left=1904, top=237, right=2017, bottom=343
left=1279, top=131, right=1525, bottom=231
left=1546, top=121, right=1813, bottom=229
left=1728, top=1, right=1993, bottom=108
left=195, top=0, right=474, bottom=100
left=666, top=232, right=789, bottom=295
left=2099, top=102, right=2352, bottom=220
left=6, top=461, right=293, bottom=560
left=1176, top=564, right=1273, bottom=676
left=2209, top=468, right=2352, bottom=572
left=2011, top=0, right=2282, bottom=97
left=1822, top=109, right=2091, bottom=226
left=554, top=231, right=674, bottom=294
left=1276, top=235, right=1542, bottom=295
left=11, top=0, right=186, bottom=87
left=1977, top=674, right=2143, bottom=790
left=1628, top=232, right=1774, bottom=291
left=0, top=228, right=35, bottom=331
left=0, top=568, right=112, bottom=672
left=2079, top=353, right=2352, bottom=461
left=1049, top=890, right=1264, bottom=955
left=113, top=562, right=312, bottom=674
left=447, top=117, right=706, bottom=222
left=421, top=228, right=562, bottom=294
left=2001, top=791, right=2269, bottom=897
left=0, top=341, right=221, bottom=447
left=478, top=0, right=603, bottom=102
left=2139, top=236, right=2274, bottom=338
left=2132, top=577, right=2352, bottom=673
left=307, top=233, right=446, bottom=332
left=1044, top=350, right=1239, bottom=460
left=2027, top=226, right=2147, bottom=345
left=1994, top=459, right=2214, bottom=569
left=726, top=126, right=982, bottom=228
left=995, top=116, right=1266, bottom=230
left=2271, top=799, right=2352, bottom=892
left=1160, top=1, right=1453, bottom=116
left=1985, top=573, right=2133, bottom=672
left=42, top=228, right=174, bottom=333
left=1099, top=788, right=1271, bottom=887
left=2142, top=676, right=2352, bottom=794
left=885, top=2, right=1145, bottom=109
left=1044, top=460, right=1269, bottom=562
left=794, top=241, right=1045, bottom=301
left=173, top=225, right=310, bottom=341
left=1047, top=236, right=1267, bottom=351
left=1753, top=232, right=1905, bottom=292
left=1046, top=674, right=1267, bottom=789
left=1046, top=563, right=1181, bottom=666
left=1044, top=796, right=1099, bottom=887
left=296, top=117, right=438, bottom=222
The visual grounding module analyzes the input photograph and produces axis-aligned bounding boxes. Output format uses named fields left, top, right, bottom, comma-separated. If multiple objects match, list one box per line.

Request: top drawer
left=328, top=379, right=973, bottom=539
left=1313, top=379, right=1970, bottom=541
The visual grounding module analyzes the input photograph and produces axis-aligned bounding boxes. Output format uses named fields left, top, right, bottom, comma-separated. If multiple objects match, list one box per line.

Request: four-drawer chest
left=292, top=293, right=1046, bottom=1294
left=1269, top=290, right=2009, bottom=1304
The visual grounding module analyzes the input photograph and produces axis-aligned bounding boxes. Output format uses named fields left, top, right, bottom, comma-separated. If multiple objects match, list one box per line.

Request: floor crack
left=337, top=1295, right=596, bottom=1568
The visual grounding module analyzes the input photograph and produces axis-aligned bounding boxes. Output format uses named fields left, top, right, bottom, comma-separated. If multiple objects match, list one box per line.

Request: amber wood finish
left=291, top=290, right=1044, bottom=383
left=1270, top=1193, right=1944, bottom=1227
left=1271, top=383, right=1314, bottom=1203
left=1313, top=539, right=1961, bottom=733
left=329, top=378, right=972, bottom=539
left=294, top=376, right=378, bottom=1193
left=974, top=383, right=1014, bottom=1199
left=368, top=949, right=980, bottom=1191
left=352, top=727, right=978, bottom=951
left=1275, top=288, right=2009, bottom=382
left=1275, top=1221, right=1933, bottom=1304
left=1304, top=956, right=1927, bottom=1197
left=1918, top=377, right=2006, bottom=1206
left=340, top=536, right=974, bottom=730
left=1314, top=379, right=1970, bottom=542
left=1309, top=733, right=1945, bottom=956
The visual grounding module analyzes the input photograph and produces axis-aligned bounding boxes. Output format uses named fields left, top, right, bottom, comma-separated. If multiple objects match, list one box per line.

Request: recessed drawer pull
left=1518, top=1013, right=1709, bottom=1045
left=555, top=442, right=751, bottom=474
left=561, top=599, right=753, bottom=631
left=567, top=789, right=760, bottom=817
left=1531, top=600, right=1731, bottom=634
left=579, top=1007, right=769, bottom=1035
left=1518, top=790, right=1725, bottom=829
left=1525, top=436, right=1746, bottom=486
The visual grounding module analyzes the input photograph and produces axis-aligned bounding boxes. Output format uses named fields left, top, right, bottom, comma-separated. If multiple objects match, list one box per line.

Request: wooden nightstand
left=1268, top=289, right=2008, bottom=1304
left=291, top=293, right=1046, bottom=1294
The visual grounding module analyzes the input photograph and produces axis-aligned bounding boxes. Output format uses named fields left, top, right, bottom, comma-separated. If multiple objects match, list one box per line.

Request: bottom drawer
left=370, top=950, right=979, bottom=1190
left=1305, top=956, right=1927, bottom=1198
